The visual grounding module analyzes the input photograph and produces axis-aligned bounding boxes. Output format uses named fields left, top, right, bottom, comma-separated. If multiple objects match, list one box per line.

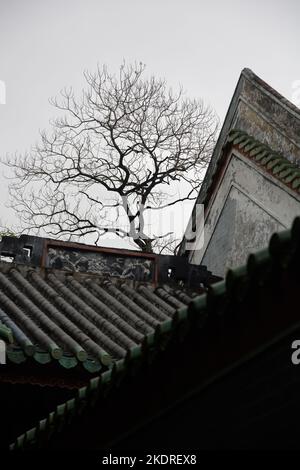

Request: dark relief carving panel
left=46, top=247, right=154, bottom=282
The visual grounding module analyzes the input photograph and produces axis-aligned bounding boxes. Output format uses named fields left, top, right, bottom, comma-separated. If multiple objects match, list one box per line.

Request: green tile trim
left=33, top=351, right=52, bottom=364
left=292, top=178, right=300, bottom=189
left=83, top=359, right=102, bottom=373
left=227, top=129, right=300, bottom=194
left=249, top=145, right=266, bottom=157
left=0, top=322, right=13, bottom=343
left=59, top=355, right=78, bottom=369
left=284, top=172, right=300, bottom=183
left=6, top=343, right=100, bottom=370
left=7, top=348, right=26, bottom=364
left=273, top=162, right=294, bottom=175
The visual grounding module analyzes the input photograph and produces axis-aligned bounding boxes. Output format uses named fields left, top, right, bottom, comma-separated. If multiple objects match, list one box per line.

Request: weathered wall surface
left=190, top=150, right=300, bottom=277
left=235, top=81, right=300, bottom=163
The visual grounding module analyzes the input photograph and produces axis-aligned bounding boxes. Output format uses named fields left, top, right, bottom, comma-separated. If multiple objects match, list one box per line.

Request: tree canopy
left=6, top=63, right=218, bottom=252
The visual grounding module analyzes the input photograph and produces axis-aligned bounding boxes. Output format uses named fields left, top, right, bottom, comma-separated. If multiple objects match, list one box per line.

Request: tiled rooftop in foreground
left=0, top=234, right=220, bottom=378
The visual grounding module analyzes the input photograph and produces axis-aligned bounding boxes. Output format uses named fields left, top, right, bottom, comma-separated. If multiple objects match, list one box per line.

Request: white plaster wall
left=190, top=150, right=300, bottom=277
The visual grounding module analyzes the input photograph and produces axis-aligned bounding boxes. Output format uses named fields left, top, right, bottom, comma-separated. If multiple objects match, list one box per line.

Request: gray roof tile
left=0, top=263, right=191, bottom=371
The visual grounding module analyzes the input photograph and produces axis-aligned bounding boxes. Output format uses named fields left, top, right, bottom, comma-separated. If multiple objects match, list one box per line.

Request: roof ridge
left=242, top=68, right=300, bottom=118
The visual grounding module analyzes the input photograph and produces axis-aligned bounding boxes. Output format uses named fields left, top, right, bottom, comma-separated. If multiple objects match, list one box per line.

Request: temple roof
left=9, top=216, right=300, bottom=449
left=0, top=262, right=200, bottom=374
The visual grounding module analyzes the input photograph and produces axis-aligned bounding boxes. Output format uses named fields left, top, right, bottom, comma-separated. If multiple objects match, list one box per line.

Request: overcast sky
left=0, top=0, right=299, bottom=245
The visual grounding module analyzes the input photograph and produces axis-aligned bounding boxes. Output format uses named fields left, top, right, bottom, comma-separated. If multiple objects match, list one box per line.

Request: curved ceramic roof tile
left=86, top=279, right=153, bottom=335
left=10, top=216, right=300, bottom=450
left=0, top=284, right=61, bottom=359
left=226, top=129, right=300, bottom=193
left=10, top=269, right=87, bottom=361
left=155, top=287, right=187, bottom=309
left=0, top=308, right=29, bottom=350
left=47, top=274, right=129, bottom=358
left=120, top=283, right=170, bottom=322
left=138, top=285, right=176, bottom=316
left=103, top=281, right=161, bottom=329
left=0, top=264, right=189, bottom=371
left=29, top=270, right=112, bottom=365
left=67, top=277, right=143, bottom=345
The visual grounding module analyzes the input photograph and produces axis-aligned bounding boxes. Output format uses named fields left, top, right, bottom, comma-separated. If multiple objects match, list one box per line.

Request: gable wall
left=235, top=78, right=300, bottom=162
left=190, top=150, right=300, bottom=277
left=195, top=70, right=300, bottom=209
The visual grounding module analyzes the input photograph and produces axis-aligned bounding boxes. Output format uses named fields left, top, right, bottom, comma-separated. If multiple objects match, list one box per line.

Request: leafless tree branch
left=4, top=62, right=219, bottom=252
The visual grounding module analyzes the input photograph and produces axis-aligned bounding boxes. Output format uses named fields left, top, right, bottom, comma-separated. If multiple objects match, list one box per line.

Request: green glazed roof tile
left=83, top=359, right=102, bottom=373
left=238, top=137, right=253, bottom=149
left=7, top=348, right=26, bottom=364
left=38, top=419, right=48, bottom=433
left=0, top=322, right=13, bottom=343
left=244, top=141, right=258, bottom=152
left=26, top=428, right=36, bottom=444
left=292, top=178, right=300, bottom=189
left=226, top=129, right=300, bottom=195
left=269, top=229, right=292, bottom=256
left=254, top=149, right=270, bottom=161
left=33, top=350, right=51, bottom=364
left=267, top=158, right=284, bottom=170
left=284, top=172, right=300, bottom=183
left=225, top=265, right=248, bottom=292
left=247, top=248, right=271, bottom=276
left=59, top=355, right=78, bottom=369
left=189, top=295, right=207, bottom=313
left=273, top=163, right=294, bottom=175
left=0, top=265, right=192, bottom=372
left=176, top=306, right=189, bottom=322
left=227, top=130, right=241, bottom=143
left=10, top=216, right=300, bottom=451
left=279, top=167, right=294, bottom=178
left=261, top=154, right=277, bottom=165
left=249, top=145, right=267, bottom=157
left=233, top=134, right=247, bottom=145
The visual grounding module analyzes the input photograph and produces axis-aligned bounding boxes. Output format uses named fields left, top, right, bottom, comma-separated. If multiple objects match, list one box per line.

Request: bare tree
left=5, top=62, right=218, bottom=252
